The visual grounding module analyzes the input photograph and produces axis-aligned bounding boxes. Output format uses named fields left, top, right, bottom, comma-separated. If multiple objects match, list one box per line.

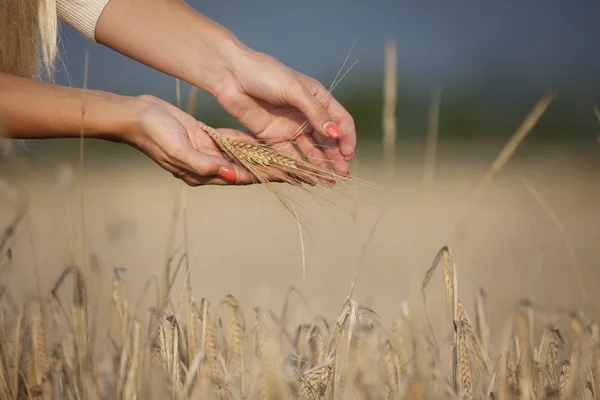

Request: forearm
left=95, top=0, right=244, bottom=96
left=0, top=73, right=139, bottom=141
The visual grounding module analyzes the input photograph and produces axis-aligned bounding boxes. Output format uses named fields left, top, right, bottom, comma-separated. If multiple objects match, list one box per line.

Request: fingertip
left=339, top=137, right=356, bottom=159
left=341, top=169, right=351, bottom=182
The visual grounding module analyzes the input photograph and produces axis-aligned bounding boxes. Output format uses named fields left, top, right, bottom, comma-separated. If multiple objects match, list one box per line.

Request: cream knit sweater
left=57, top=0, right=112, bottom=42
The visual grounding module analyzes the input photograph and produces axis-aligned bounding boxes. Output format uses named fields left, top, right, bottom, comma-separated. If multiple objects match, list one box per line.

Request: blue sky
left=54, top=1, right=600, bottom=100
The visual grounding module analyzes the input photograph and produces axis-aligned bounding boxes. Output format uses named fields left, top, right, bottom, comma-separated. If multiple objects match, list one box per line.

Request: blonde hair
left=0, top=0, right=58, bottom=80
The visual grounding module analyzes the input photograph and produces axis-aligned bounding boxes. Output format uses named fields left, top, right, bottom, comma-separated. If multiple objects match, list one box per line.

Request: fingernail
left=219, top=167, right=236, bottom=183
left=323, top=122, right=342, bottom=139
left=344, top=151, right=355, bottom=161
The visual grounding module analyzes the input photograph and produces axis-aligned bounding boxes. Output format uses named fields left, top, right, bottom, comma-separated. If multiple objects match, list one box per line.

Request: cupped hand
left=127, top=95, right=262, bottom=186
left=214, top=48, right=357, bottom=178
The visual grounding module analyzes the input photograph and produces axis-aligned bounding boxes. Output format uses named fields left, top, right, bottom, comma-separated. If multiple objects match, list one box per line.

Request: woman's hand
left=214, top=47, right=356, bottom=178
left=128, top=95, right=260, bottom=186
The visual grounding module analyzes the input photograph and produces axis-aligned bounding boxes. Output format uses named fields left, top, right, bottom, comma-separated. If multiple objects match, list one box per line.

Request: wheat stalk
left=392, top=302, right=411, bottom=378
left=30, top=302, right=48, bottom=387
left=564, top=313, right=587, bottom=399
left=546, top=327, right=562, bottom=392
left=198, top=122, right=368, bottom=223
left=515, top=303, right=534, bottom=400
left=559, top=360, right=571, bottom=396
left=475, top=288, right=490, bottom=357
left=379, top=337, right=399, bottom=399
left=455, top=320, right=473, bottom=399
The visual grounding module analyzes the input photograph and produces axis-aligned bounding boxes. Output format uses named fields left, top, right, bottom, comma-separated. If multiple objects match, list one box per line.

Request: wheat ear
left=198, top=122, right=367, bottom=218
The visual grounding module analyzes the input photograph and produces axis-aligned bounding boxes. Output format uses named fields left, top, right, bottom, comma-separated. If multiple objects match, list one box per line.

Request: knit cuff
left=57, top=0, right=112, bottom=43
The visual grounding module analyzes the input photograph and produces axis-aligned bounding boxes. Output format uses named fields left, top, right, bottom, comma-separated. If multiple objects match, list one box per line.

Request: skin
left=1, top=0, right=357, bottom=187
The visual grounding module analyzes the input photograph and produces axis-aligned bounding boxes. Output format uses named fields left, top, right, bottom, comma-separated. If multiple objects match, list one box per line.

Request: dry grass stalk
left=590, top=323, right=600, bottom=399
left=349, top=325, right=385, bottom=397
left=252, top=307, right=290, bottom=400
left=187, top=296, right=199, bottom=386
left=123, top=320, right=142, bottom=399
left=0, top=347, right=9, bottom=398
left=535, top=363, right=545, bottom=400
left=508, top=331, right=521, bottom=394
left=545, top=327, right=562, bottom=392
left=204, top=311, right=227, bottom=395
left=475, top=94, right=554, bottom=198
left=456, top=320, right=474, bottom=399
left=171, top=320, right=181, bottom=394
left=223, top=294, right=245, bottom=379
left=11, top=308, right=23, bottom=397
left=475, top=288, right=491, bottom=356
left=563, top=314, right=587, bottom=398
left=392, top=302, right=411, bottom=377
left=308, top=325, right=326, bottom=368
left=455, top=94, right=554, bottom=247
left=379, top=337, right=399, bottom=399
left=299, top=365, right=333, bottom=399
left=421, top=246, right=459, bottom=392
left=584, top=366, right=595, bottom=400
left=559, top=360, right=571, bottom=396
left=515, top=303, right=534, bottom=400
left=423, top=84, right=442, bottom=187
left=113, top=274, right=126, bottom=342
left=253, top=307, right=271, bottom=369
left=30, top=302, right=48, bottom=387
left=382, top=40, right=397, bottom=168
left=292, top=323, right=319, bottom=373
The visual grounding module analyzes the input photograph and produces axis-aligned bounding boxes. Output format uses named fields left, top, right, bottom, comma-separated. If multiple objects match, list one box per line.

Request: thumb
left=283, top=82, right=343, bottom=140
left=181, top=147, right=237, bottom=184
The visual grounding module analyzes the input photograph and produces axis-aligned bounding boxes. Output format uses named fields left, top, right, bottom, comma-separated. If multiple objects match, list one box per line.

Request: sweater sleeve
left=57, top=0, right=112, bottom=43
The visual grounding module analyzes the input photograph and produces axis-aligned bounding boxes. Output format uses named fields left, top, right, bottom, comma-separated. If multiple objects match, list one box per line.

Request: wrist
left=189, top=32, right=249, bottom=97
left=92, top=93, right=145, bottom=144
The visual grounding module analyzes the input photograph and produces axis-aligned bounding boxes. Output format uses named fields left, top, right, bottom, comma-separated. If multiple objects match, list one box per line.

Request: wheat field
left=1, top=129, right=600, bottom=399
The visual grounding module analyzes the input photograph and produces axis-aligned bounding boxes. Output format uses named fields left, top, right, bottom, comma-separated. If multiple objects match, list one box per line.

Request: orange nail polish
left=324, top=122, right=342, bottom=139
left=219, top=167, right=236, bottom=183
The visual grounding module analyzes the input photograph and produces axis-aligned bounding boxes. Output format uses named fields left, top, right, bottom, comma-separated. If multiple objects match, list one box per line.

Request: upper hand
left=213, top=47, right=357, bottom=178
